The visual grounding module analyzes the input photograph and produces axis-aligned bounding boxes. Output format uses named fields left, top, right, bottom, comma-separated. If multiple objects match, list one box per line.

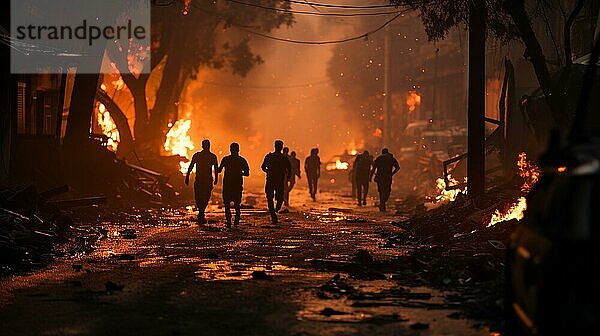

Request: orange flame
left=96, top=103, right=120, bottom=152
left=487, top=197, right=527, bottom=226
left=518, top=152, right=540, bottom=193
left=406, top=91, right=421, bottom=113
left=164, top=119, right=195, bottom=174
left=434, top=175, right=467, bottom=203
left=487, top=152, right=540, bottom=226
left=326, top=160, right=349, bottom=171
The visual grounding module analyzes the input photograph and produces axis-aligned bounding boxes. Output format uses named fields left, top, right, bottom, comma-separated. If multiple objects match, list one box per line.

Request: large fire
left=164, top=119, right=195, bottom=174
left=96, top=103, right=120, bottom=152
left=487, top=152, right=540, bottom=226
left=434, top=175, right=467, bottom=203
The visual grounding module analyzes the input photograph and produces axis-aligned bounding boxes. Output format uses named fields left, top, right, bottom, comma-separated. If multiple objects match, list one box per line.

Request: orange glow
left=96, top=103, right=120, bottom=152
left=163, top=119, right=195, bottom=174
left=557, top=166, right=567, bottom=173
left=373, top=128, right=383, bottom=137
left=488, top=197, right=527, bottom=227
left=406, top=91, right=421, bottom=113
left=487, top=152, right=540, bottom=226
left=517, top=152, right=540, bottom=193
left=326, top=160, right=349, bottom=171
left=435, top=175, right=467, bottom=203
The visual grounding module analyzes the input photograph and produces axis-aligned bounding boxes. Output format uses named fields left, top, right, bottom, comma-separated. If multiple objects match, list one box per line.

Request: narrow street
left=0, top=187, right=490, bottom=336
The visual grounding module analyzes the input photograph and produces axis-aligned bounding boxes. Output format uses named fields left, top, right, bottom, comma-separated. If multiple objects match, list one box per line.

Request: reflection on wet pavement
left=0, top=188, right=492, bottom=335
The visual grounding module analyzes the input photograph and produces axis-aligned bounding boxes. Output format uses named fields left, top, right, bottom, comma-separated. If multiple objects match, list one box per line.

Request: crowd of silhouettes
left=185, top=140, right=399, bottom=227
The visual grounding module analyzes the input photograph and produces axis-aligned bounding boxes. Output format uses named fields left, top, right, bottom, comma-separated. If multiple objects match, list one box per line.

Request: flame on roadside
left=326, top=160, right=349, bottom=171
left=164, top=119, right=195, bottom=174
left=406, top=91, right=421, bottom=113
left=486, top=152, right=540, bottom=226
left=434, top=174, right=467, bottom=203
left=488, top=197, right=527, bottom=227
left=96, top=103, right=120, bottom=152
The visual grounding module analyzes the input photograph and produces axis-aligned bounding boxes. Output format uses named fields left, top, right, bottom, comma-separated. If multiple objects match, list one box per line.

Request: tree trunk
left=151, top=51, right=183, bottom=140
left=125, top=73, right=150, bottom=141
left=63, top=74, right=100, bottom=148
left=467, top=0, right=486, bottom=200
left=504, top=0, right=562, bottom=125
left=96, top=89, right=134, bottom=158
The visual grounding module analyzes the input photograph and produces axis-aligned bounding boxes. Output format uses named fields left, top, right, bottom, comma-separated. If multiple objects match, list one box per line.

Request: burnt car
left=320, top=151, right=356, bottom=190
left=507, top=40, right=600, bottom=335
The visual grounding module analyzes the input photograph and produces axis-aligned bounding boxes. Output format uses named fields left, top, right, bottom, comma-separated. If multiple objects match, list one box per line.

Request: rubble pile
left=0, top=184, right=103, bottom=275
left=384, top=185, right=524, bottom=330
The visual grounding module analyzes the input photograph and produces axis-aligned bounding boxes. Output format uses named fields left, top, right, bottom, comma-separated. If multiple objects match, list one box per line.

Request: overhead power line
left=237, top=12, right=403, bottom=45
left=282, top=0, right=401, bottom=9
left=227, top=0, right=404, bottom=17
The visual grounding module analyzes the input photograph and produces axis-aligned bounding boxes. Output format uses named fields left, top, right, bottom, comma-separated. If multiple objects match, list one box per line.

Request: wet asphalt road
left=0, top=187, right=492, bottom=336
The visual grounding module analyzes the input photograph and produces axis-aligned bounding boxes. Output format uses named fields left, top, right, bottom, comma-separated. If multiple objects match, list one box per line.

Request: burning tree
left=101, top=0, right=293, bottom=157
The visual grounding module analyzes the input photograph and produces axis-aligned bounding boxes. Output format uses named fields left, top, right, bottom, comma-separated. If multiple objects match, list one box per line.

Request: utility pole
left=383, top=22, right=392, bottom=148
left=467, top=0, right=486, bottom=199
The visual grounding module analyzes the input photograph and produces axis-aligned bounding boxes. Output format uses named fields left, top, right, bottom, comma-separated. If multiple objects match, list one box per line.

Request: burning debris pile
left=381, top=153, right=541, bottom=330
left=487, top=152, right=540, bottom=226
left=432, top=175, right=467, bottom=203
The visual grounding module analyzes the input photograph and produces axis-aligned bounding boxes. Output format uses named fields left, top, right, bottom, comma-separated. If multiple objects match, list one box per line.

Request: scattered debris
left=120, top=229, right=137, bottom=239
left=251, top=270, right=273, bottom=280
left=320, top=307, right=349, bottom=317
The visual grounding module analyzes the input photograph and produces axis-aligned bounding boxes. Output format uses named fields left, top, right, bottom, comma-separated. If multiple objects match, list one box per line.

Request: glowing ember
left=164, top=119, right=195, bottom=174
left=96, top=103, right=120, bottom=152
left=434, top=175, right=467, bottom=203
left=406, top=91, right=421, bottom=113
left=326, top=160, right=349, bottom=171
left=517, top=152, right=540, bottom=193
left=488, top=197, right=527, bottom=227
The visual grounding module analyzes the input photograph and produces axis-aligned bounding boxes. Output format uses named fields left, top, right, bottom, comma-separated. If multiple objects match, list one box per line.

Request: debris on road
left=251, top=270, right=273, bottom=280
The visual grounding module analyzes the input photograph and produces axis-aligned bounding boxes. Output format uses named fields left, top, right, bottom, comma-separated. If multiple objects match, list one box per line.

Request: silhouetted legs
left=307, top=175, right=318, bottom=200
left=376, top=179, right=392, bottom=212
left=194, top=181, right=213, bottom=222
left=266, top=181, right=284, bottom=223
left=357, top=179, right=369, bottom=206
left=284, top=178, right=296, bottom=206
left=224, top=200, right=241, bottom=228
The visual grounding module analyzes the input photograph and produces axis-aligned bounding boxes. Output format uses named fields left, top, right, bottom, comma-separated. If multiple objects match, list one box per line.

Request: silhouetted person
left=262, top=140, right=291, bottom=224
left=285, top=150, right=301, bottom=206
left=370, top=148, right=399, bottom=212
left=354, top=151, right=373, bottom=206
left=282, top=147, right=291, bottom=205
left=305, top=148, right=321, bottom=201
left=218, top=142, right=249, bottom=228
left=350, top=165, right=357, bottom=200
left=185, top=139, right=218, bottom=223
